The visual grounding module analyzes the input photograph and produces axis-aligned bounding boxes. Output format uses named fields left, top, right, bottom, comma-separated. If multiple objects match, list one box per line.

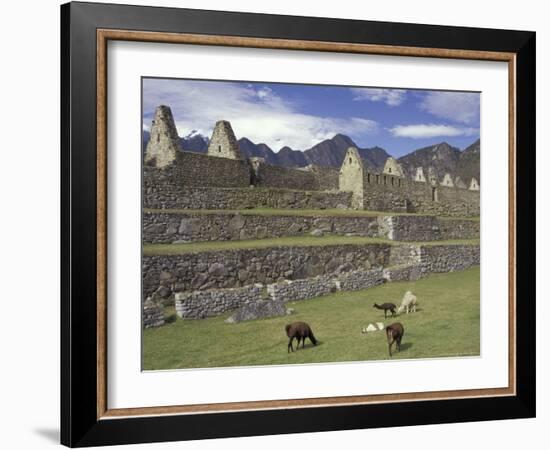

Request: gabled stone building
left=145, top=105, right=182, bottom=168
left=207, top=120, right=243, bottom=160
left=440, top=173, right=454, bottom=187
left=339, top=147, right=365, bottom=209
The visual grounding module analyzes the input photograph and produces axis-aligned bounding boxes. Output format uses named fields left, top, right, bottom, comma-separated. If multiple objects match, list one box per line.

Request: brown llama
left=386, top=322, right=404, bottom=357
left=285, top=322, right=317, bottom=353
left=373, top=302, right=397, bottom=318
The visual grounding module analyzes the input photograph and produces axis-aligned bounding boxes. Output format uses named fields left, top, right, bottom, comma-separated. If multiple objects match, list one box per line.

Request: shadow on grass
left=399, top=342, right=413, bottom=352
left=290, top=340, right=323, bottom=352
left=164, top=314, right=177, bottom=324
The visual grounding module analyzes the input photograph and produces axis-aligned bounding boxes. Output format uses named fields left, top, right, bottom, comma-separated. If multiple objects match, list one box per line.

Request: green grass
left=144, top=207, right=480, bottom=221
left=142, top=267, right=480, bottom=370
left=143, top=236, right=480, bottom=256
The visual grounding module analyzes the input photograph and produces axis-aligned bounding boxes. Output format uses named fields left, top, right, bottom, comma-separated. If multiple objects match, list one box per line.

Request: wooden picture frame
left=61, top=1, right=535, bottom=447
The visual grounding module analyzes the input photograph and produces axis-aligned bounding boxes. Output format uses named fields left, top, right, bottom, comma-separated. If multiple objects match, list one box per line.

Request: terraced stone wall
left=142, top=244, right=391, bottom=296
left=143, top=183, right=353, bottom=210
left=142, top=212, right=479, bottom=244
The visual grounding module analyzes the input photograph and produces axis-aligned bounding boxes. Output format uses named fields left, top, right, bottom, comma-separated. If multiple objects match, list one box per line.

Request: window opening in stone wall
left=391, top=177, right=394, bottom=186
left=218, top=145, right=221, bottom=153
left=367, top=173, right=371, bottom=184
left=349, top=157, right=352, bottom=164
left=398, top=179, right=402, bottom=187
left=157, top=134, right=160, bottom=143
left=383, top=175, right=387, bottom=185
left=432, top=187, right=438, bottom=202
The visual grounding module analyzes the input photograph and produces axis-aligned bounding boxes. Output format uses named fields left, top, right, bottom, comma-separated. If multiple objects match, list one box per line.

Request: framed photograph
left=61, top=1, right=535, bottom=447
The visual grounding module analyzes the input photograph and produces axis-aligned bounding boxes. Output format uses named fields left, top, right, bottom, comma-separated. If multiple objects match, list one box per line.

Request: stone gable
left=207, top=120, right=243, bottom=160
left=145, top=105, right=181, bottom=168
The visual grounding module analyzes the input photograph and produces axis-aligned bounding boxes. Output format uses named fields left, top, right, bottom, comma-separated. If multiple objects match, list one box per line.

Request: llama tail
left=309, top=331, right=318, bottom=346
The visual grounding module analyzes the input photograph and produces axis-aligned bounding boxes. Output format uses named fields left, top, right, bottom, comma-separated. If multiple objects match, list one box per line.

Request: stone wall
left=438, top=218, right=480, bottom=240
left=252, top=161, right=339, bottom=191
left=143, top=183, right=353, bottom=210
left=142, top=244, right=391, bottom=296
left=420, top=245, right=480, bottom=274
left=142, top=212, right=380, bottom=244
left=158, top=244, right=479, bottom=320
left=253, top=162, right=317, bottom=190
left=268, top=268, right=384, bottom=303
left=143, top=298, right=165, bottom=328
left=382, top=264, right=422, bottom=282
left=309, top=166, right=340, bottom=191
left=172, top=152, right=251, bottom=188
left=142, top=212, right=479, bottom=244
left=388, top=244, right=422, bottom=266
left=175, top=284, right=263, bottom=319
left=362, top=175, right=480, bottom=217
left=336, top=268, right=385, bottom=291
left=174, top=268, right=385, bottom=318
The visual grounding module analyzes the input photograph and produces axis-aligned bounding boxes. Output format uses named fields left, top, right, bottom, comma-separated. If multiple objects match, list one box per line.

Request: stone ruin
left=207, top=120, right=243, bottom=160
left=143, top=297, right=165, bottom=328
left=144, top=105, right=182, bottom=168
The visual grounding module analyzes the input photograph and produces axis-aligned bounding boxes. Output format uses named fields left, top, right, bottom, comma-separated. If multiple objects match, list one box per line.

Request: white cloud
left=418, top=91, right=480, bottom=124
left=143, top=79, right=378, bottom=150
left=389, top=123, right=479, bottom=139
left=351, top=88, right=407, bottom=106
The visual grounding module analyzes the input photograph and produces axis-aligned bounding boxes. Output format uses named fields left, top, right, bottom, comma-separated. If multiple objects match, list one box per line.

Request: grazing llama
left=285, top=321, right=317, bottom=353
left=373, top=302, right=397, bottom=318
left=386, top=322, right=404, bottom=357
left=397, top=291, right=417, bottom=314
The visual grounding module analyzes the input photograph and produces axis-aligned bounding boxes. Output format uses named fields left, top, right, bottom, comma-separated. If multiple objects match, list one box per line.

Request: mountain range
left=143, top=130, right=480, bottom=183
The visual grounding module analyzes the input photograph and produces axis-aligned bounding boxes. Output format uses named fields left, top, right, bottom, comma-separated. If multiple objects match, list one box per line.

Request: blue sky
left=142, top=78, right=480, bottom=157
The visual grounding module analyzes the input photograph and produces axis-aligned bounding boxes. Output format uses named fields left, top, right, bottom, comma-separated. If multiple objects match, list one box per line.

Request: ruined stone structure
left=145, top=105, right=182, bottom=168
left=441, top=173, right=454, bottom=187
left=250, top=157, right=339, bottom=191
left=383, top=157, right=405, bottom=177
left=146, top=242, right=479, bottom=319
left=143, top=211, right=479, bottom=244
left=207, top=120, right=243, bottom=159
left=338, top=146, right=480, bottom=216
left=454, top=176, right=467, bottom=189
left=338, top=146, right=365, bottom=209
left=142, top=108, right=481, bottom=325
left=143, top=107, right=480, bottom=217
left=414, top=167, right=426, bottom=182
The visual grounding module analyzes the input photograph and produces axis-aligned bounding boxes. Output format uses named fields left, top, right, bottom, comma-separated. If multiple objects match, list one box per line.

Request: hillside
left=455, top=139, right=480, bottom=182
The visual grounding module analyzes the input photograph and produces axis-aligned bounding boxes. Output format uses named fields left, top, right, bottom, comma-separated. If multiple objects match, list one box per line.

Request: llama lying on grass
left=397, top=291, right=418, bottom=314
left=286, top=321, right=317, bottom=353
left=386, top=322, right=404, bottom=357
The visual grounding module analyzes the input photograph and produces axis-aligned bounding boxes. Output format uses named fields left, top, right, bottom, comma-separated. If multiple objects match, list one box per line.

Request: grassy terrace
left=143, top=267, right=480, bottom=369
left=143, top=235, right=480, bottom=256
left=144, top=207, right=480, bottom=221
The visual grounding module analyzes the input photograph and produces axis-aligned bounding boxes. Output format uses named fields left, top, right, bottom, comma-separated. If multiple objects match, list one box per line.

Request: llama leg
left=288, top=337, right=294, bottom=353
left=388, top=340, right=393, bottom=357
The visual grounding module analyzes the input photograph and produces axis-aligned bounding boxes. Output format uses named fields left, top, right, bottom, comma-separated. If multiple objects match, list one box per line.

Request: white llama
left=398, top=291, right=417, bottom=314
